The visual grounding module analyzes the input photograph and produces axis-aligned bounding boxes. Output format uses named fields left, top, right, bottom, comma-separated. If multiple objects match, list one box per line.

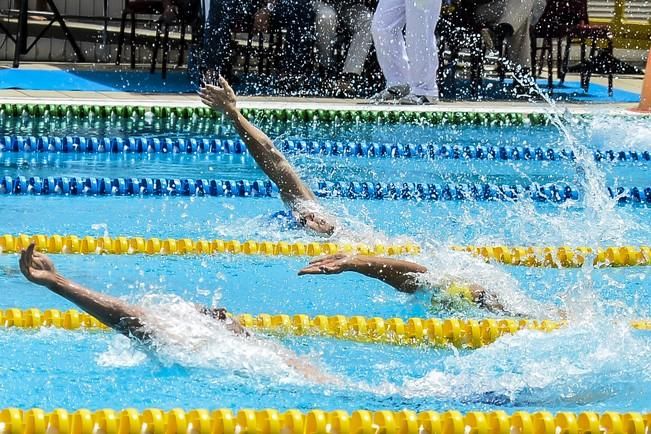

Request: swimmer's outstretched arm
left=199, top=77, right=335, bottom=235
left=199, top=77, right=315, bottom=206
left=19, top=243, right=148, bottom=340
left=298, top=254, right=428, bottom=293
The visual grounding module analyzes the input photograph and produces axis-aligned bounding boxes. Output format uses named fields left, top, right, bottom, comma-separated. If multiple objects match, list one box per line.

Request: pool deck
left=1, top=63, right=647, bottom=115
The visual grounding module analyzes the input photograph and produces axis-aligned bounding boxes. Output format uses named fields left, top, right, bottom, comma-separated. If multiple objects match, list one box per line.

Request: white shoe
left=398, top=93, right=439, bottom=105
left=369, top=84, right=410, bottom=103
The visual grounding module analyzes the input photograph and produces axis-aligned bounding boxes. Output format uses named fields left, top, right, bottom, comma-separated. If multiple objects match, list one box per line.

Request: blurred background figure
left=313, top=0, right=374, bottom=96
left=473, top=0, right=548, bottom=72
left=192, top=0, right=251, bottom=83
left=370, top=0, right=442, bottom=105
left=253, top=0, right=316, bottom=92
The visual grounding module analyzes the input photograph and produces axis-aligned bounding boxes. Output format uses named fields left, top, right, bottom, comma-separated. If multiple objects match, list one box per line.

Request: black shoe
left=333, top=73, right=369, bottom=98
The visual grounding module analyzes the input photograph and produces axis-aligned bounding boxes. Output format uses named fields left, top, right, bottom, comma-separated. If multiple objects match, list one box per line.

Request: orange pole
left=630, top=48, right=651, bottom=113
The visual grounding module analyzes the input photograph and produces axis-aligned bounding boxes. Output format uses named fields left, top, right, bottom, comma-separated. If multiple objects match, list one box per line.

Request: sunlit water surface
left=0, top=112, right=650, bottom=412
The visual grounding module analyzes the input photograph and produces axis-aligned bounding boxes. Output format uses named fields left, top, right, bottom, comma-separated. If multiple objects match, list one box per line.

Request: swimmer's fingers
left=199, top=96, right=216, bottom=108
left=18, top=244, right=33, bottom=277
left=307, top=253, right=347, bottom=265
left=198, top=87, right=218, bottom=102
left=297, top=264, right=329, bottom=275
left=218, top=75, right=232, bottom=92
left=297, top=265, right=318, bottom=275
left=298, top=263, right=344, bottom=275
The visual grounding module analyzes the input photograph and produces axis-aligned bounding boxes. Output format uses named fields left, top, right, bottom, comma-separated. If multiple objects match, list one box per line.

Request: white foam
left=126, top=295, right=341, bottom=385
left=400, top=320, right=651, bottom=404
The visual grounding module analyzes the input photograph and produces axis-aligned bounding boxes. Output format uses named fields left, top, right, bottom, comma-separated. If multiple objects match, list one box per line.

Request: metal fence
left=0, top=0, right=162, bottom=63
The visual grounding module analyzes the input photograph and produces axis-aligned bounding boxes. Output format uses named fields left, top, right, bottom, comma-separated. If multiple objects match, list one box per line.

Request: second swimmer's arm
left=19, top=243, right=148, bottom=340
left=199, top=77, right=316, bottom=205
left=298, top=254, right=428, bottom=293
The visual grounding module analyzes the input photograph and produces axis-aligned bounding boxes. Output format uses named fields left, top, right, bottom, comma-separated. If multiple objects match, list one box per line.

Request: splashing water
left=400, top=321, right=651, bottom=407
left=412, top=247, right=556, bottom=318
left=99, top=295, right=340, bottom=385
left=513, top=71, right=628, bottom=246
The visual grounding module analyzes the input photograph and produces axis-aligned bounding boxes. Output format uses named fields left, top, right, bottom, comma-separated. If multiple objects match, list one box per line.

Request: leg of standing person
left=475, top=0, right=545, bottom=69
left=370, top=0, right=411, bottom=101
left=340, top=3, right=374, bottom=76
left=398, top=0, right=442, bottom=104
left=501, top=0, right=544, bottom=68
left=194, top=0, right=241, bottom=82
left=314, top=1, right=339, bottom=78
left=273, top=0, right=316, bottom=85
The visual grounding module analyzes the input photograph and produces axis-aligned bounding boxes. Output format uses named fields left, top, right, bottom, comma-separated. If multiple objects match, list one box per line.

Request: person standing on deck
left=370, top=0, right=442, bottom=105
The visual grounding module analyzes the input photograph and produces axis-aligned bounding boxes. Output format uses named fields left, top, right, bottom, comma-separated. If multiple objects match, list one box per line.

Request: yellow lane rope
left=0, top=234, right=419, bottom=257
left=452, top=245, right=651, bottom=267
left=2, top=309, right=649, bottom=349
left=0, top=408, right=649, bottom=434
left=3, top=235, right=651, bottom=269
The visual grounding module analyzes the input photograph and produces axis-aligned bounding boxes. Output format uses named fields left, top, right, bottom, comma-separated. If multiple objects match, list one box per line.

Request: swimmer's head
left=199, top=306, right=228, bottom=321
left=297, top=211, right=336, bottom=236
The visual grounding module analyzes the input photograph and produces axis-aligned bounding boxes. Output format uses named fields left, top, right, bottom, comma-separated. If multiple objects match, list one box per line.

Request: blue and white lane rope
left=0, top=175, right=600, bottom=202
left=1, top=135, right=650, bottom=163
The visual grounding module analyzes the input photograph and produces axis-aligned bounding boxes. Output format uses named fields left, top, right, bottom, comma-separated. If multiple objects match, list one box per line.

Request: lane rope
left=0, top=176, right=584, bottom=202
left=453, top=245, right=651, bottom=268
left=3, top=234, right=651, bottom=268
left=3, top=175, right=651, bottom=204
left=0, top=103, right=554, bottom=124
left=0, top=234, right=420, bottom=256
left=0, top=408, right=649, bottom=434
left=3, top=135, right=649, bottom=163
left=2, top=308, right=649, bottom=348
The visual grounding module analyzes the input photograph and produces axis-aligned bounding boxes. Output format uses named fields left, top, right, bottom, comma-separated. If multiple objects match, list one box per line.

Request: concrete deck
left=0, top=63, right=647, bottom=115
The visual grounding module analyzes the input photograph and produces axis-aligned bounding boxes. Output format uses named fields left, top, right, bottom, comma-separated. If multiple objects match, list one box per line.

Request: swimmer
left=199, top=75, right=336, bottom=236
left=18, top=243, right=334, bottom=383
left=299, top=254, right=515, bottom=315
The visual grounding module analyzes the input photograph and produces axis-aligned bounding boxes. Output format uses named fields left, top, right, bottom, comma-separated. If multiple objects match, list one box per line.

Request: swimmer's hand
left=199, top=76, right=237, bottom=116
left=298, top=254, right=354, bottom=275
left=19, top=243, right=58, bottom=287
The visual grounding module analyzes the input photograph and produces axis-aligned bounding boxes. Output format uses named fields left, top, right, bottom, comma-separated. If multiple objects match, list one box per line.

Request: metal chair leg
left=161, top=23, right=170, bottom=79
left=560, top=35, right=570, bottom=84
left=130, top=12, right=136, bottom=69
left=537, top=39, right=546, bottom=77
left=584, top=37, right=597, bottom=91
left=530, top=32, right=537, bottom=79
left=257, top=32, right=264, bottom=75
left=579, top=38, right=587, bottom=89
left=177, top=20, right=186, bottom=67
left=546, top=37, right=553, bottom=91
left=607, top=38, right=614, bottom=96
left=116, top=9, right=128, bottom=65
left=150, top=20, right=161, bottom=74
left=556, top=37, right=562, bottom=79
left=244, top=31, right=253, bottom=74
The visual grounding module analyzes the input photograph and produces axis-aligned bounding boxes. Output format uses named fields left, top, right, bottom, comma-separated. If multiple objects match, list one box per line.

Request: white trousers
left=314, top=1, right=374, bottom=76
left=371, top=0, right=442, bottom=97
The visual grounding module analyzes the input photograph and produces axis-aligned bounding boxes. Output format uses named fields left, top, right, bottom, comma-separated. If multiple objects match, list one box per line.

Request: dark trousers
left=190, top=0, right=250, bottom=84
left=190, top=0, right=315, bottom=84
left=272, top=0, right=316, bottom=76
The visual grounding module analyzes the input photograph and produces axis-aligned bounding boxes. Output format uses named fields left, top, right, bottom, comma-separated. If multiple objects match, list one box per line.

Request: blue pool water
left=0, top=110, right=650, bottom=413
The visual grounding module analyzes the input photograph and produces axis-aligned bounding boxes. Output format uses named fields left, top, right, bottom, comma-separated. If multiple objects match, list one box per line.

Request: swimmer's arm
left=199, top=77, right=316, bottom=206
left=19, top=243, right=148, bottom=341
left=299, top=254, right=428, bottom=293
left=270, top=341, right=342, bottom=385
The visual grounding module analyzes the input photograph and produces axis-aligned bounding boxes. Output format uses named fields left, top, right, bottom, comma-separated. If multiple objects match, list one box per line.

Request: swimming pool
left=0, top=105, right=650, bottom=417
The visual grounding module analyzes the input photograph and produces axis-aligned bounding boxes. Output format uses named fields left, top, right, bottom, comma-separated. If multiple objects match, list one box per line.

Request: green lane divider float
left=0, top=103, right=554, bottom=125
